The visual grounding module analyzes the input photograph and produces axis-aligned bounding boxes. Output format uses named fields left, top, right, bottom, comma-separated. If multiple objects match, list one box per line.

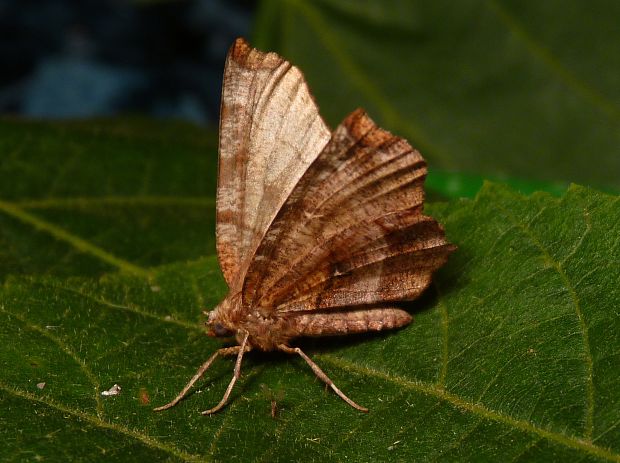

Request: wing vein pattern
left=242, top=109, right=455, bottom=313
left=217, top=38, right=331, bottom=288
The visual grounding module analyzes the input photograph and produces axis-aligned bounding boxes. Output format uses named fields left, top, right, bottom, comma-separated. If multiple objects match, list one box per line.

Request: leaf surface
left=254, top=0, right=620, bottom=191
left=0, top=118, right=218, bottom=280
left=1, top=179, right=618, bottom=462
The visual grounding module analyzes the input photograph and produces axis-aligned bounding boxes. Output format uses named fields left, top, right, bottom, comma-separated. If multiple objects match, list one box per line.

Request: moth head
left=205, top=300, right=236, bottom=338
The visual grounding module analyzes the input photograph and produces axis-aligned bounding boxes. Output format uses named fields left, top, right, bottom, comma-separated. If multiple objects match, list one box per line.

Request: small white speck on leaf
left=388, top=440, right=402, bottom=450
left=101, top=384, right=122, bottom=396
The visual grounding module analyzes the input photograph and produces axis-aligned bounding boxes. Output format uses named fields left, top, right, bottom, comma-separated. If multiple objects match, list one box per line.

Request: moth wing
left=243, top=109, right=455, bottom=313
left=216, top=38, right=331, bottom=287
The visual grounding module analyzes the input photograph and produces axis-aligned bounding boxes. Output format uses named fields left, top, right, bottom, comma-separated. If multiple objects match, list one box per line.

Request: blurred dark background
left=0, top=0, right=255, bottom=124
left=0, top=0, right=617, bottom=194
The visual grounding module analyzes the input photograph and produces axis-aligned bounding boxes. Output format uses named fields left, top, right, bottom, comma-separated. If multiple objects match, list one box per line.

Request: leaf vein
left=510, top=436, right=543, bottom=463
left=434, top=282, right=449, bottom=388
left=0, top=199, right=150, bottom=278
left=0, top=305, right=104, bottom=417
left=207, top=366, right=265, bottom=457
left=253, top=375, right=334, bottom=463
left=57, top=284, right=201, bottom=332
left=318, top=355, right=618, bottom=461
left=493, top=201, right=595, bottom=440
left=487, top=0, right=620, bottom=123
left=430, top=417, right=484, bottom=462
left=476, top=350, right=523, bottom=403
left=386, top=399, right=444, bottom=451
left=0, top=382, right=205, bottom=462
left=327, top=388, right=408, bottom=455
left=561, top=208, right=593, bottom=266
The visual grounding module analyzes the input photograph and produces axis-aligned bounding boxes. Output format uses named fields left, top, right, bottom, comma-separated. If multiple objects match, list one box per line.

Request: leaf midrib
left=0, top=382, right=205, bottom=463
left=318, top=355, right=618, bottom=462
left=0, top=199, right=150, bottom=278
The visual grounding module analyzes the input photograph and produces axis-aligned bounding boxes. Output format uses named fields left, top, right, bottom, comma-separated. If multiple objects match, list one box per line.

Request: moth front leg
left=277, top=344, right=368, bottom=412
left=153, top=344, right=245, bottom=412
left=201, top=331, right=250, bottom=415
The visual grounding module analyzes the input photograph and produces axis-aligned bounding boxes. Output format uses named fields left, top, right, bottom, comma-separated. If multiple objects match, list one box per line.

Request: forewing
left=243, top=109, right=455, bottom=312
left=216, top=38, right=331, bottom=287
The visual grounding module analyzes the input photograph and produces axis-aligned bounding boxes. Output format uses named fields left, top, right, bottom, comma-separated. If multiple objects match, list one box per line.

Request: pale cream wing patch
left=216, top=38, right=331, bottom=287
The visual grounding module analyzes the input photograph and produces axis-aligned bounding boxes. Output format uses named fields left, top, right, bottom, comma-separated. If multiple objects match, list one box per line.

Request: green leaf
left=0, top=118, right=218, bottom=280
left=1, top=181, right=618, bottom=461
left=254, top=0, right=620, bottom=191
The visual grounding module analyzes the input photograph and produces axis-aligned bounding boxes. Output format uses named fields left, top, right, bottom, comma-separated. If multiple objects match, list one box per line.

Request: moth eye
left=212, top=323, right=232, bottom=337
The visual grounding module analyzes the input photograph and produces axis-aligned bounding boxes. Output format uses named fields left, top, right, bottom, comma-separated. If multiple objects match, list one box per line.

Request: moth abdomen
left=288, top=307, right=412, bottom=338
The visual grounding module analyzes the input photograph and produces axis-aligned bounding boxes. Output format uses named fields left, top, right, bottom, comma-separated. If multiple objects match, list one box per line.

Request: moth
left=154, top=38, right=455, bottom=415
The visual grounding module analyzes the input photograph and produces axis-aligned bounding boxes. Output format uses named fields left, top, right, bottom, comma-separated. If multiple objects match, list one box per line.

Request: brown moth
left=154, top=38, right=456, bottom=415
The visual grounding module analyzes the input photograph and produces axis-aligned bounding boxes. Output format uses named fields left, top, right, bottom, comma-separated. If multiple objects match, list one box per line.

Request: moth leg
left=277, top=345, right=369, bottom=413
left=201, top=331, right=250, bottom=415
left=153, top=345, right=240, bottom=412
